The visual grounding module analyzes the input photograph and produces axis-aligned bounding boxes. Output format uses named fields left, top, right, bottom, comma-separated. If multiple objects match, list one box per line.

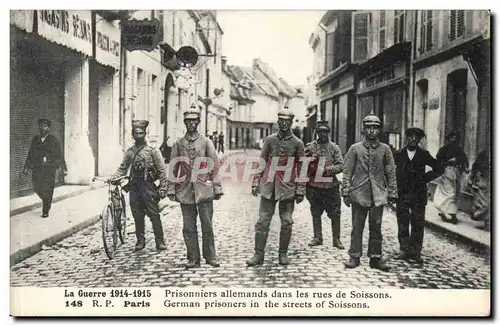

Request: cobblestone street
left=10, top=152, right=490, bottom=289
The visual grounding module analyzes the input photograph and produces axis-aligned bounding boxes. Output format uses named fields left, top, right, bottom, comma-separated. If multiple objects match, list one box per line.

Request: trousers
left=348, top=203, right=384, bottom=258
left=129, top=180, right=164, bottom=244
left=306, top=185, right=341, bottom=241
left=32, top=166, right=56, bottom=214
left=396, top=200, right=426, bottom=256
left=180, top=200, right=216, bottom=262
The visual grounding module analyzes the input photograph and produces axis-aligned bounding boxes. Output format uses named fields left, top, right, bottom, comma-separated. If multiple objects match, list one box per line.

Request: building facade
left=10, top=10, right=123, bottom=197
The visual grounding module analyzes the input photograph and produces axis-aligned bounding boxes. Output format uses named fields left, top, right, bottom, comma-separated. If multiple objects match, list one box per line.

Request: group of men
left=24, top=105, right=445, bottom=270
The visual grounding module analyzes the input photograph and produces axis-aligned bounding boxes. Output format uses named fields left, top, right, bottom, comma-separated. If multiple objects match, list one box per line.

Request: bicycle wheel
left=118, top=194, right=127, bottom=244
left=101, top=205, right=117, bottom=259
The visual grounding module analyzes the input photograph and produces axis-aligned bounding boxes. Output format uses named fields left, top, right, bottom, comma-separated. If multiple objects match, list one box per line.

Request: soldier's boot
left=134, top=217, right=146, bottom=251
left=344, top=257, right=360, bottom=269
left=308, top=215, right=323, bottom=247
left=246, top=232, right=268, bottom=267
left=331, top=216, right=345, bottom=249
left=278, top=228, right=292, bottom=265
left=151, top=215, right=167, bottom=251
left=369, top=257, right=391, bottom=272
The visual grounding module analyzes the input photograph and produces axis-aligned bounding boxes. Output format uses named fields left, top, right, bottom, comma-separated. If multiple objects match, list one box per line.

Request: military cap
left=37, top=118, right=51, bottom=127
left=277, top=106, right=295, bottom=120
left=362, top=114, right=381, bottom=126
left=183, top=110, right=200, bottom=120
left=132, top=120, right=149, bottom=131
left=405, top=127, right=425, bottom=139
left=316, top=120, right=330, bottom=132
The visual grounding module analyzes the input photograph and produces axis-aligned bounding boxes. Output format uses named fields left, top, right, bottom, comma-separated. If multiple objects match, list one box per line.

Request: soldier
left=167, top=110, right=223, bottom=268
left=23, top=118, right=67, bottom=218
left=247, top=107, right=306, bottom=266
left=113, top=120, right=167, bottom=251
left=305, top=121, right=344, bottom=249
left=342, top=114, right=397, bottom=271
left=394, top=127, right=444, bottom=265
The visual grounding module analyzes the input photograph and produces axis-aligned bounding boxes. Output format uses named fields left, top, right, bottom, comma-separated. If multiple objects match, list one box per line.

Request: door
left=445, top=69, right=467, bottom=148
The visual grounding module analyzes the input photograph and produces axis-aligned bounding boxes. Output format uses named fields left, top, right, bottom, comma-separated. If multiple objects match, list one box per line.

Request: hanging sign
left=95, top=14, right=121, bottom=69
left=121, top=18, right=162, bottom=52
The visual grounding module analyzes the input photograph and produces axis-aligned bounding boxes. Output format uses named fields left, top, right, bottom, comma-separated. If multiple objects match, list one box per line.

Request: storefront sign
left=121, top=19, right=162, bottom=51
left=95, top=14, right=121, bottom=69
left=10, top=10, right=34, bottom=33
left=365, top=66, right=395, bottom=88
left=37, top=10, right=92, bottom=56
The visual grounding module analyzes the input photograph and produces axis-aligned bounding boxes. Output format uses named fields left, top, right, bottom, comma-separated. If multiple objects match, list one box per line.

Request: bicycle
left=93, top=175, right=130, bottom=259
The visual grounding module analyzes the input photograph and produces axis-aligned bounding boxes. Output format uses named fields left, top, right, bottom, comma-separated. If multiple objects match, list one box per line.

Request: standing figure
left=342, top=115, right=397, bottom=271
left=23, top=118, right=67, bottom=218
left=113, top=120, right=168, bottom=251
left=218, top=132, right=225, bottom=154
left=212, top=131, right=218, bottom=152
left=305, top=121, right=345, bottom=249
left=468, top=149, right=490, bottom=230
left=394, top=127, right=444, bottom=264
left=432, top=132, right=469, bottom=224
left=247, top=107, right=305, bottom=266
left=167, top=110, right=223, bottom=268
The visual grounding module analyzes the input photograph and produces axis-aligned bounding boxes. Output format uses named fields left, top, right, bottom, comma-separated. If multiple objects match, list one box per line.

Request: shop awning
left=10, top=10, right=34, bottom=33
left=358, top=42, right=411, bottom=79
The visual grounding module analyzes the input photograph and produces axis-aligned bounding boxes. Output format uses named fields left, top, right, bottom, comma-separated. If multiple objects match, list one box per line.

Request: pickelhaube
left=316, top=120, right=330, bottom=132
left=362, top=114, right=381, bottom=126
left=277, top=106, right=295, bottom=120
left=132, top=120, right=149, bottom=131
left=183, top=110, right=200, bottom=120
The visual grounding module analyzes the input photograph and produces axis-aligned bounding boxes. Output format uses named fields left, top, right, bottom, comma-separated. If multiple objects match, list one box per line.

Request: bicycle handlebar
left=92, top=176, right=130, bottom=184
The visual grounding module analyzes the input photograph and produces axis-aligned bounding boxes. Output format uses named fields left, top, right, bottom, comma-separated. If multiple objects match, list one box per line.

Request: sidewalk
left=9, top=150, right=248, bottom=265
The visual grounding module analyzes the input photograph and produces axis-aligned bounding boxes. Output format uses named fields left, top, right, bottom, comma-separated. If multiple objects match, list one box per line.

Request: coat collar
left=362, top=138, right=380, bottom=148
left=184, top=131, right=201, bottom=142
left=277, top=131, right=293, bottom=140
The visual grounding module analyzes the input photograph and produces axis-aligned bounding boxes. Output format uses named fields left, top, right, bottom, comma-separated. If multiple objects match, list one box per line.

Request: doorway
left=445, top=69, right=468, bottom=148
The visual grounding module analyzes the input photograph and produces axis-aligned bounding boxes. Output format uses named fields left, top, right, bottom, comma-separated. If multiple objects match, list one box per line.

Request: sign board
left=37, top=10, right=92, bottom=56
left=95, top=14, right=121, bottom=69
left=121, top=18, right=162, bottom=52
left=429, top=97, right=440, bottom=110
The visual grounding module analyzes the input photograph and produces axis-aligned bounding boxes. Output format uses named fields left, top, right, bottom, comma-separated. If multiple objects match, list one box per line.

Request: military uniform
left=167, top=110, right=223, bottom=268
left=305, top=121, right=344, bottom=248
left=342, top=115, right=397, bottom=271
left=114, top=120, right=168, bottom=250
left=247, top=107, right=306, bottom=266
left=24, top=119, right=67, bottom=217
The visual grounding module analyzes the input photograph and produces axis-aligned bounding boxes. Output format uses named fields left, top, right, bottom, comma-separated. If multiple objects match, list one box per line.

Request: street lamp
left=198, top=88, right=225, bottom=135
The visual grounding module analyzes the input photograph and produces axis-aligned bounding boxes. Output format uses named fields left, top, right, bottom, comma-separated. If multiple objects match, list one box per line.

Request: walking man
left=167, top=110, right=223, bottom=268
left=394, top=127, right=444, bottom=264
left=247, top=107, right=306, bottom=266
left=113, top=120, right=168, bottom=251
left=305, top=121, right=345, bottom=249
left=23, top=118, right=67, bottom=218
left=218, top=132, right=225, bottom=154
left=342, top=114, right=397, bottom=271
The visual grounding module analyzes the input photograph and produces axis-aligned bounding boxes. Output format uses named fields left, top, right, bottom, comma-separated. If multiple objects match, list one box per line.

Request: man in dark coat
left=305, top=121, right=344, bottom=249
left=113, top=120, right=168, bottom=251
left=342, top=114, right=397, bottom=271
left=167, top=111, right=223, bottom=268
left=218, top=132, right=225, bottom=154
left=394, top=127, right=444, bottom=265
left=247, top=107, right=306, bottom=266
left=23, top=119, right=67, bottom=218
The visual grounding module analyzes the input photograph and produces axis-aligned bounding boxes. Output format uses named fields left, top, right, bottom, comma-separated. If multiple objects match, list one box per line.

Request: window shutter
left=379, top=29, right=386, bottom=50
left=419, top=11, right=425, bottom=53
left=326, top=32, right=335, bottom=72
left=426, top=10, right=433, bottom=50
left=450, top=10, right=457, bottom=40
left=399, top=12, right=405, bottom=42
left=351, top=11, right=370, bottom=62
left=379, top=10, right=386, bottom=50
left=457, top=10, right=465, bottom=37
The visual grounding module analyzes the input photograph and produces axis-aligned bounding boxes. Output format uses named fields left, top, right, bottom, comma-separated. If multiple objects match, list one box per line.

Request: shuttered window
left=394, top=10, right=405, bottom=44
left=325, top=32, right=335, bottom=72
left=450, top=10, right=465, bottom=41
left=419, top=10, right=433, bottom=53
left=351, top=11, right=371, bottom=62
left=379, top=10, right=386, bottom=51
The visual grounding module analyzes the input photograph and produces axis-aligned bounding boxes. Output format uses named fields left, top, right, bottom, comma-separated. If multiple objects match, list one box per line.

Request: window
left=450, top=10, right=465, bottom=41
left=419, top=10, right=433, bottom=53
left=351, top=11, right=371, bottom=62
left=325, top=32, right=335, bottom=72
left=379, top=10, right=386, bottom=51
left=394, top=10, right=405, bottom=44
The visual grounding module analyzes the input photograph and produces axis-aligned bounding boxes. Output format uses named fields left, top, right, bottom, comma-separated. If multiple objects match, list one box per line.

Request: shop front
left=10, top=10, right=95, bottom=197
left=356, top=43, right=411, bottom=150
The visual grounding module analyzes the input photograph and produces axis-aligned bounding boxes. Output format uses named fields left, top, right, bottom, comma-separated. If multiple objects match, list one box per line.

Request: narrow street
left=10, top=153, right=490, bottom=289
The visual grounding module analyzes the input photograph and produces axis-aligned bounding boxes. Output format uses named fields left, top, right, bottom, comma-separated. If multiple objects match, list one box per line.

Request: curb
left=10, top=214, right=101, bottom=266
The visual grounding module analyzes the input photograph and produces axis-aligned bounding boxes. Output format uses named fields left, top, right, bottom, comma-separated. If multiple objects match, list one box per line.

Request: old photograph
left=9, top=8, right=491, bottom=316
